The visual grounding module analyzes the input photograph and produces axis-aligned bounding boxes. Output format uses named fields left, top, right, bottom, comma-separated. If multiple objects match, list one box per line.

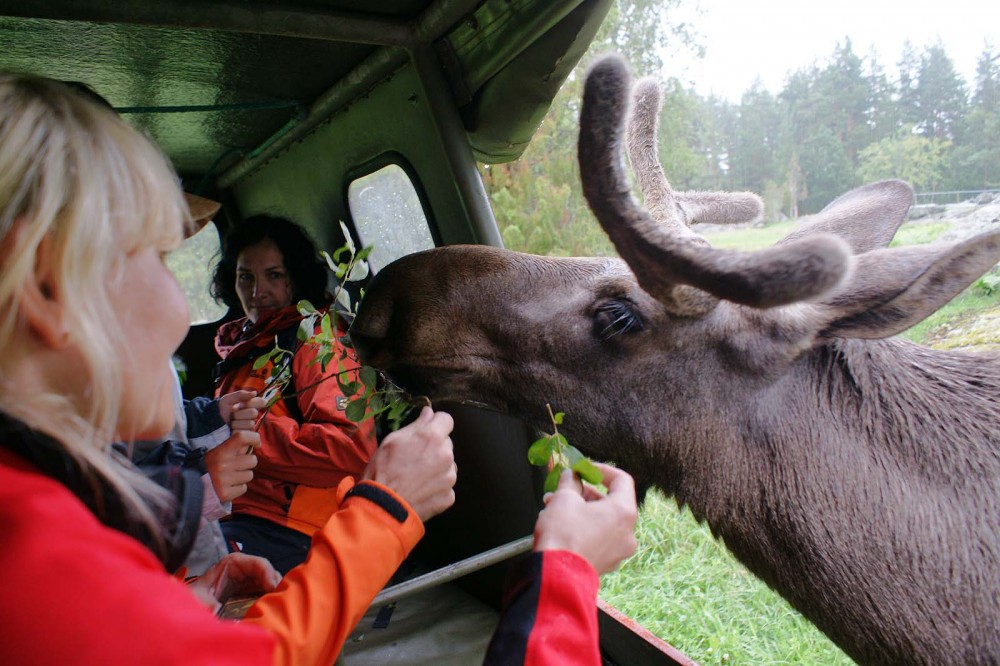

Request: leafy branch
left=253, top=221, right=419, bottom=433
left=527, top=404, right=603, bottom=492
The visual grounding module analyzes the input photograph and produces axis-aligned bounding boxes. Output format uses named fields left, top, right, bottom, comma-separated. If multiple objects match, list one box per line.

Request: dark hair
left=211, top=215, right=331, bottom=311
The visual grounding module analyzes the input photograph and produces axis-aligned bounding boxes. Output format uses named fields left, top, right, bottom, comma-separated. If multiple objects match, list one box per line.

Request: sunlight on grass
left=600, top=491, right=854, bottom=666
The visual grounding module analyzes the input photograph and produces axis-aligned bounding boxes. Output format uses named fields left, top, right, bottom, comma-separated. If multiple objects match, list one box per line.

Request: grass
left=600, top=215, right=1000, bottom=665
left=698, top=220, right=797, bottom=250
left=600, top=491, right=854, bottom=665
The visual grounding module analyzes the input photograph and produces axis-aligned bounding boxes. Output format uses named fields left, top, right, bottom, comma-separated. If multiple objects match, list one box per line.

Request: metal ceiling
left=0, top=0, right=609, bottom=184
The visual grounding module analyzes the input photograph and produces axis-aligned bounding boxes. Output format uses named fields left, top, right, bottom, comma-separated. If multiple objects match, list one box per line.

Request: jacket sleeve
left=254, top=339, right=376, bottom=486
left=483, top=550, right=602, bottom=666
left=184, top=396, right=231, bottom=451
left=0, top=454, right=275, bottom=666
left=242, top=478, right=424, bottom=666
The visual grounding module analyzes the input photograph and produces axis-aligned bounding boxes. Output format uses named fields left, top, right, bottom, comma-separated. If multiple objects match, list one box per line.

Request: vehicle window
left=166, top=222, right=227, bottom=325
left=348, top=164, right=434, bottom=272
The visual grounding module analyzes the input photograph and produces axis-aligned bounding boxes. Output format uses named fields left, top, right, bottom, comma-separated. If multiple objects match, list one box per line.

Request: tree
left=728, top=81, right=781, bottom=193
left=913, top=42, right=967, bottom=141
left=858, top=126, right=951, bottom=192
left=952, top=44, right=1000, bottom=189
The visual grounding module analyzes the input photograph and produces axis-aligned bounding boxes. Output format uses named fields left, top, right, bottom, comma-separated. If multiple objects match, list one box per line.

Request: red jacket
left=214, top=305, right=377, bottom=535
left=0, top=446, right=424, bottom=666
left=484, top=550, right=601, bottom=665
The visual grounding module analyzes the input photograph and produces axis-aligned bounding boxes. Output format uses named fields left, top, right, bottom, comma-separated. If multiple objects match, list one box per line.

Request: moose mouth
left=383, top=357, right=517, bottom=415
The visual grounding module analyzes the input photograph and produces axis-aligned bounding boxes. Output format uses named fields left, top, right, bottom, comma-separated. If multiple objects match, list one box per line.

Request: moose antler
left=626, top=78, right=763, bottom=234
left=579, top=54, right=852, bottom=311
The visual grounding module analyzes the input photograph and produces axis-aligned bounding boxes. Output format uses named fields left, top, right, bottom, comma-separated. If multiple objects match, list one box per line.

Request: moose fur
left=350, top=55, right=1000, bottom=665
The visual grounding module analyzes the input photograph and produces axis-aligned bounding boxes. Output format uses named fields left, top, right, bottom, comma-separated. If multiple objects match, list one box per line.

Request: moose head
left=351, top=55, right=1000, bottom=665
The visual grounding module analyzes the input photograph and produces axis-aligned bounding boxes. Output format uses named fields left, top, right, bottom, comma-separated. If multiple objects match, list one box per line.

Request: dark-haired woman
left=211, top=215, right=377, bottom=575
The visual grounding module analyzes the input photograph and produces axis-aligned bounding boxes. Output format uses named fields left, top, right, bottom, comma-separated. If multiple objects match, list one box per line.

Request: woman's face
left=114, top=247, right=190, bottom=440
left=235, top=239, right=294, bottom=323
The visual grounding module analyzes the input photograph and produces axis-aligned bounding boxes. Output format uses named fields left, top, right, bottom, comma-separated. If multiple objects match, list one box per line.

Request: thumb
left=556, top=468, right=582, bottom=494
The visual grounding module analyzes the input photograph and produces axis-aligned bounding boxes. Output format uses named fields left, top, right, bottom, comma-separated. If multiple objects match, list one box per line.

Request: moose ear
left=778, top=180, right=914, bottom=255
left=813, top=229, right=1000, bottom=340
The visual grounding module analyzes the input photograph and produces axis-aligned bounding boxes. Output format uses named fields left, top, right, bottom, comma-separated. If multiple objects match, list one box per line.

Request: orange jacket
left=214, top=305, right=377, bottom=535
left=0, top=446, right=423, bottom=666
left=244, top=476, right=425, bottom=665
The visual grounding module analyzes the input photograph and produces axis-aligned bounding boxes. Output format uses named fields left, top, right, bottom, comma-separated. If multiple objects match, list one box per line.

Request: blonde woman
left=0, top=74, right=458, bottom=665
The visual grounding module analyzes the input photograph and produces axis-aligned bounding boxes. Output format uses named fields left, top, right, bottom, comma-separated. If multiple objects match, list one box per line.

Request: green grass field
left=600, top=492, right=854, bottom=665
left=598, top=216, right=1000, bottom=665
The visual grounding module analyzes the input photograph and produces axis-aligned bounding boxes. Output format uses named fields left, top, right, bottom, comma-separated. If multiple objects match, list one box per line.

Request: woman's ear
left=18, top=230, right=72, bottom=349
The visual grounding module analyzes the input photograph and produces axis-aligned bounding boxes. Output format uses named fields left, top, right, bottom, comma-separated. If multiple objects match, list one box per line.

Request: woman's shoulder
left=0, top=448, right=275, bottom=665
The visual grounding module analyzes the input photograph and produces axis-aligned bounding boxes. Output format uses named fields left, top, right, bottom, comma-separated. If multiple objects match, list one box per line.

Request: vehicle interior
left=0, top=1, right=690, bottom=663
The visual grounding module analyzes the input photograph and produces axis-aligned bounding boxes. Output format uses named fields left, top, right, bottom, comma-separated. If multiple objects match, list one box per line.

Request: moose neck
left=673, top=336, right=1000, bottom=665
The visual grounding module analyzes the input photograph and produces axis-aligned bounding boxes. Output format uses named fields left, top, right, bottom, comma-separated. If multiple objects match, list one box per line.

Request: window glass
left=166, top=222, right=227, bottom=325
left=348, top=164, right=434, bottom=272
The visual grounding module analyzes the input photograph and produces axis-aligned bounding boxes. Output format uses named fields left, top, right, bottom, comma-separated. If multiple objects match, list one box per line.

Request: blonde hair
left=0, top=74, right=187, bottom=531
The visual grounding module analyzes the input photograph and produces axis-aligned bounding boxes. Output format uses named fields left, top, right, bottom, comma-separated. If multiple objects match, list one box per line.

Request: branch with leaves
left=250, top=221, right=418, bottom=433
left=527, top=405, right=604, bottom=492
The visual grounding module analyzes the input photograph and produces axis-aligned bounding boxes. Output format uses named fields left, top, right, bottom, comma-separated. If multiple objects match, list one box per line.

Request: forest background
left=482, top=0, right=1000, bottom=257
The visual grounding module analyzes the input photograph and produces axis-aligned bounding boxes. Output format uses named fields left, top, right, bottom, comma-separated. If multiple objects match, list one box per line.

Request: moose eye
left=594, top=299, right=644, bottom=340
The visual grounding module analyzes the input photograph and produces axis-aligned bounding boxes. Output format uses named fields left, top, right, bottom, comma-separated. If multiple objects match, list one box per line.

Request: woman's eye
left=268, top=271, right=286, bottom=281
left=594, top=300, right=644, bottom=340
left=237, top=273, right=253, bottom=284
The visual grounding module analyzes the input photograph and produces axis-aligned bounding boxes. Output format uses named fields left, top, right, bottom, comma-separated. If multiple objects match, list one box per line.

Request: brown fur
left=351, top=55, right=1000, bottom=665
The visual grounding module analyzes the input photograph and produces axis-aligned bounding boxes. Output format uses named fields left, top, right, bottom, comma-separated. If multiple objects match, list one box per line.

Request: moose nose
left=349, top=267, right=399, bottom=369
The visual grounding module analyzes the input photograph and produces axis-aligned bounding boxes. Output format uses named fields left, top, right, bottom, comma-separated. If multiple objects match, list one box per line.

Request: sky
left=667, top=0, right=999, bottom=102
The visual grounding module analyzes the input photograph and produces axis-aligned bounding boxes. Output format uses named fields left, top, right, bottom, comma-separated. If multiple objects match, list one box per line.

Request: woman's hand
left=363, top=406, right=457, bottom=522
left=188, top=552, right=282, bottom=613
left=204, top=430, right=260, bottom=502
left=217, top=390, right=267, bottom=431
left=532, top=463, right=638, bottom=574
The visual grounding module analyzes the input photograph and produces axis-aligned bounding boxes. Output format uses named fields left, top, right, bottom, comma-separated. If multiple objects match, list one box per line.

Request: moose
left=350, top=55, right=1000, bottom=665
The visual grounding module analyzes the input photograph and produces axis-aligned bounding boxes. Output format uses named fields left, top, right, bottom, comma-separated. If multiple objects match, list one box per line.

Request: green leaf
left=262, top=385, right=281, bottom=407
left=544, top=466, right=563, bottom=493
left=298, top=316, right=315, bottom=342
left=297, top=299, right=318, bottom=315
left=319, top=352, right=334, bottom=372
left=527, top=436, right=556, bottom=466
left=359, top=366, right=378, bottom=389
left=344, top=398, right=367, bottom=422
left=336, top=368, right=354, bottom=394
left=321, top=250, right=339, bottom=272
left=571, top=457, right=604, bottom=486
left=388, top=400, right=410, bottom=422
left=252, top=351, right=273, bottom=370
left=553, top=412, right=564, bottom=425
left=369, top=393, right=384, bottom=413
left=335, top=288, right=352, bottom=312
left=356, top=246, right=373, bottom=261
left=339, top=220, right=356, bottom=255
left=347, top=259, right=369, bottom=282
